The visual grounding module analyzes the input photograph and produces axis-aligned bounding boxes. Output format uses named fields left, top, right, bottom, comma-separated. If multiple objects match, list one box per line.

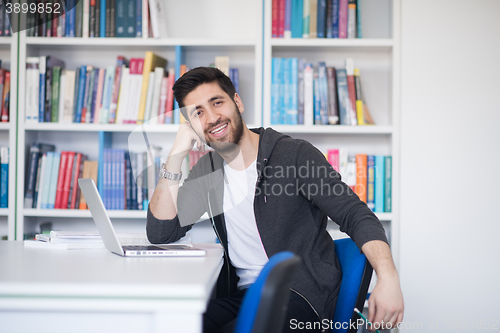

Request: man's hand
left=168, top=123, right=205, bottom=168
left=361, top=240, right=404, bottom=331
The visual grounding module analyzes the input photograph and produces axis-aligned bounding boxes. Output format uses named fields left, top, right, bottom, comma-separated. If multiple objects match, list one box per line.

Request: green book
left=51, top=66, right=61, bottom=123
left=384, top=156, right=392, bottom=213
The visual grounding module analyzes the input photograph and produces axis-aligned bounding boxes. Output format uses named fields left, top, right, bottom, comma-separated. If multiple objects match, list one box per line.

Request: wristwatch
left=159, top=163, right=183, bottom=181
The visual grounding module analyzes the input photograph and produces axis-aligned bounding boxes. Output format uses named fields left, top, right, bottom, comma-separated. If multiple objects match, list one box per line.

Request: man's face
left=184, top=82, right=244, bottom=153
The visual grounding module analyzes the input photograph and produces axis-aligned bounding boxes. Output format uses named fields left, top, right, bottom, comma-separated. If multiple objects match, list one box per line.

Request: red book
left=60, top=152, right=75, bottom=209
left=164, top=68, right=175, bottom=124
left=1, top=71, right=10, bottom=122
left=69, top=153, right=83, bottom=209
left=338, top=0, right=348, bottom=38
left=272, top=0, right=279, bottom=38
left=277, top=0, right=285, bottom=38
left=355, top=154, right=367, bottom=203
left=54, top=151, right=69, bottom=209
left=345, top=59, right=357, bottom=125
left=327, top=149, right=339, bottom=172
left=158, top=76, right=168, bottom=124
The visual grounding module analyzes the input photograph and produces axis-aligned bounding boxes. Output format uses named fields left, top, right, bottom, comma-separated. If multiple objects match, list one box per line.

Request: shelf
left=0, top=37, right=12, bottom=45
left=375, top=213, right=392, bottom=221
left=272, top=125, right=393, bottom=135
left=0, top=208, right=9, bottom=216
left=24, top=208, right=147, bottom=219
left=0, top=123, right=11, bottom=130
left=24, top=122, right=181, bottom=133
left=26, top=37, right=257, bottom=47
left=271, top=38, right=393, bottom=51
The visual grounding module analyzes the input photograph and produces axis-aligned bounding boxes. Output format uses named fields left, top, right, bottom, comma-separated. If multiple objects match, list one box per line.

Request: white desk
left=0, top=241, right=223, bottom=333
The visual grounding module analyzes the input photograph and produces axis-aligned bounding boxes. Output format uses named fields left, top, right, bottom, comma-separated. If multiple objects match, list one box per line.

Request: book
left=24, top=143, right=41, bottom=208
left=272, top=0, right=279, bottom=38
left=78, top=160, right=92, bottom=209
left=355, top=154, right=367, bottom=203
left=302, top=0, right=310, bottom=38
left=137, top=52, right=167, bottom=124
left=0, top=147, right=8, bottom=208
left=326, top=67, right=339, bottom=124
left=149, top=66, right=164, bottom=124
left=60, top=152, right=76, bottom=209
left=336, top=68, right=350, bottom=125
left=352, top=68, right=365, bottom=125
left=38, top=56, right=46, bottom=122
left=62, top=70, right=76, bottom=123
left=100, top=65, right=116, bottom=123
left=338, top=0, right=348, bottom=38
left=280, top=0, right=287, bottom=38
left=374, top=155, right=385, bottom=213
left=39, top=152, right=53, bottom=209
left=367, top=155, right=375, bottom=210
left=164, top=68, right=175, bottom=124
left=115, top=67, right=130, bottom=124
left=51, top=66, right=61, bottom=123
left=316, top=0, right=326, bottom=38
left=26, top=58, right=40, bottom=123
left=332, top=0, right=339, bottom=38
left=54, top=151, right=69, bottom=209
left=303, top=63, right=314, bottom=126
left=69, top=153, right=85, bottom=209
left=384, top=156, right=392, bottom=213
left=1, top=71, right=10, bottom=122
left=347, top=0, right=356, bottom=39
left=47, top=152, right=61, bottom=209
left=317, top=62, right=329, bottom=124
left=345, top=58, right=357, bottom=125
left=58, top=71, right=66, bottom=123
left=309, top=0, right=317, bottom=38
left=143, top=71, right=156, bottom=123
left=297, top=58, right=305, bottom=125
left=74, top=66, right=87, bottom=123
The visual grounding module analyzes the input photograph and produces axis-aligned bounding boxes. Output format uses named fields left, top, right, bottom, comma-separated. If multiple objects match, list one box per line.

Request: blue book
left=317, top=62, right=329, bottom=125
left=317, top=0, right=327, bottom=38
left=90, top=68, right=100, bottom=123
left=356, top=0, right=361, bottom=38
left=38, top=56, right=46, bottom=123
left=0, top=147, right=8, bottom=208
left=332, top=0, right=339, bottom=38
left=100, top=0, right=106, bottom=37
left=297, top=58, right=305, bottom=125
left=279, top=58, right=286, bottom=125
left=75, top=66, right=87, bottom=123
left=98, top=131, right=112, bottom=196
left=135, top=0, right=142, bottom=37
left=288, top=57, right=298, bottom=125
left=47, top=152, right=61, bottom=209
left=283, top=58, right=290, bottom=125
left=67, top=0, right=76, bottom=37
left=374, top=155, right=385, bottom=213
left=336, top=68, right=350, bottom=125
left=100, top=66, right=115, bottom=123
left=367, top=155, right=375, bottom=211
left=271, top=58, right=281, bottom=125
left=384, top=156, right=392, bottom=212
left=125, top=151, right=132, bottom=210
left=313, top=73, right=321, bottom=124
left=103, top=149, right=109, bottom=208
left=118, top=150, right=125, bottom=210
left=232, top=68, right=239, bottom=94
left=116, top=0, right=126, bottom=37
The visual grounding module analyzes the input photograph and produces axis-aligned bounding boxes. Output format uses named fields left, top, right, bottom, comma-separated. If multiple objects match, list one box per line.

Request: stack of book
left=272, top=0, right=362, bottom=39
left=0, top=62, right=10, bottom=122
left=325, top=148, right=391, bottom=213
left=271, top=57, right=373, bottom=126
left=28, top=231, right=105, bottom=250
left=26, top=0, right=168, bottom=38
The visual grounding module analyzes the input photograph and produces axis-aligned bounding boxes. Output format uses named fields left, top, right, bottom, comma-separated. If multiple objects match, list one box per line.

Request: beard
left=204, top=103, right=244, bottom=154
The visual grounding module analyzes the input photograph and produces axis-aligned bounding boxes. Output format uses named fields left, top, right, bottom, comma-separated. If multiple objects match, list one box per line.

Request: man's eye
left=215, top=101, right=222, bottom=106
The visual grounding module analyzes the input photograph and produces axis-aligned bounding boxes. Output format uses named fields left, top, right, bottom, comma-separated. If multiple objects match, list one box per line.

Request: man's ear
left=234, top=93, right=244, bottom=114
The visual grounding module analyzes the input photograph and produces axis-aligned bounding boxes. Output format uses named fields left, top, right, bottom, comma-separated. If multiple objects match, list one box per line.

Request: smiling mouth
left=209, top=123, right=228, bottom=135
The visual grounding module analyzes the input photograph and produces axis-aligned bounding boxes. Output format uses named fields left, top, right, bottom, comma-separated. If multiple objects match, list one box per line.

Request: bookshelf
left=14, top=0, right=263, bottom=240
left=262, top=0, right=401, bottom=268
left=12, top=0, right=401, bottom=270
left=0, top=35, right=17, bottom=241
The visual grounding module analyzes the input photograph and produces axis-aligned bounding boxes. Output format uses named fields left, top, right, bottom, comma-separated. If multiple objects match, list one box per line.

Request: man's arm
left=361, top=240, right=404, bottom=331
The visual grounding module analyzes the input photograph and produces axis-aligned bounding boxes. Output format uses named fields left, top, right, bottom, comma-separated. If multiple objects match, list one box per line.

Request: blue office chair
left=332, top=238, right=373, bottom=333
left=233, top=251, right=301, bottom=333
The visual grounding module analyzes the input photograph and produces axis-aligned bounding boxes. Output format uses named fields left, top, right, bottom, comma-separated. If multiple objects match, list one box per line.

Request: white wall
left=400, top=0, right=500, bottom=331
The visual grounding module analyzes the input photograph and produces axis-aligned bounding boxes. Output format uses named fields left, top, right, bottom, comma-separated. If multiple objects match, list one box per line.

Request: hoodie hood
left=251, top=127, right=290, bottom=183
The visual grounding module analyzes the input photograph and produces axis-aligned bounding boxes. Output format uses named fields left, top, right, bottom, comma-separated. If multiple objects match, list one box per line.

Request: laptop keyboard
left=123, top=245, right=190, bottom=251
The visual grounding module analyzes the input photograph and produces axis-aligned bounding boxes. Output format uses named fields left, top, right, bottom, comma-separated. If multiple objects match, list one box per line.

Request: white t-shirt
left=223, top=158, right=268, bottom=289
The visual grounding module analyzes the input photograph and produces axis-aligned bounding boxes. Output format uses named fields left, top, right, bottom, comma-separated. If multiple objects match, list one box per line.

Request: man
left=147, top=67, right=404, bottom=332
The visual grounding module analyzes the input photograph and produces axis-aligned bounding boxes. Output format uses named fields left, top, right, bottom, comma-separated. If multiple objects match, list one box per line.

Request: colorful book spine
left=336, top=68, right=350, bottom=125
left=271, top=58, right=281, bottom=125
left=54, top=151, right=69, bottom=209
left=326, top=67, right=339, bottom=124
left=332, top=0, right=339, bottom=38
left=0, top=147, right=8, bottom=208
left=374, top=155, right=385, bottom=212
left=74, top=66, right=87, bottom=123
left=47, top=152, right=61, bottom=209
left=338, top=0, right=348, bottom=38
left=40, top=152, right=54, bottom=209
left=302, top=0, right=310, bottom=38
left=313, top=72, right=321, bottom=125
left=355, top=153, right=367, bottom=203
left=24, top=143, right=40, bottom=208
left=316, top=0, right=326, bottom=38
left=297, top=58, right=305, bottom=125
left=367, top=155, right=375, bottom=210
left=354, top=68, right=365, bottom=125
left=38, top=56, right=46, bottom=122
left=347, top=0, right=356, bottom=38
left=317, top=62, right=329, bottom=125
left=288, top=58, right=298, bottom=125
left=303, top=63, right=314, bottom=126
left=384, top=156, right=392, bottom=212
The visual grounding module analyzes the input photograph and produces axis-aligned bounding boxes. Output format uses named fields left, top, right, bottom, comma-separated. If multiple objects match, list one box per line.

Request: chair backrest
left=332, top=238, right=373, bottom=333
left=234, top=251, right=301, bottom=333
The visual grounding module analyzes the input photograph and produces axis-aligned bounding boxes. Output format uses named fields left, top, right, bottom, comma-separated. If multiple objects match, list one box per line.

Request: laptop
left=78, top=178, right=206, bottom=257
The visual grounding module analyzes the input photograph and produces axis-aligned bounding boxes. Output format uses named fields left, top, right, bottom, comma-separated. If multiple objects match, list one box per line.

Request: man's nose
left=205, top=108, right=220, bottom=126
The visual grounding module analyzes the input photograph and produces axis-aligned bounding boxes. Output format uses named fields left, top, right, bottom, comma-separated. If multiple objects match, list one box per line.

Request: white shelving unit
left=0, top=36, right=18, bottom=241
left=14, top=0, right=263, bottom=240
left=262, top=0, right=401, bottom=268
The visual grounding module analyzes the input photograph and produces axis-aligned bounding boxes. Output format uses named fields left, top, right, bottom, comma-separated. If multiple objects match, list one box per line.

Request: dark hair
left=172, top=67, right=236, bottom=119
